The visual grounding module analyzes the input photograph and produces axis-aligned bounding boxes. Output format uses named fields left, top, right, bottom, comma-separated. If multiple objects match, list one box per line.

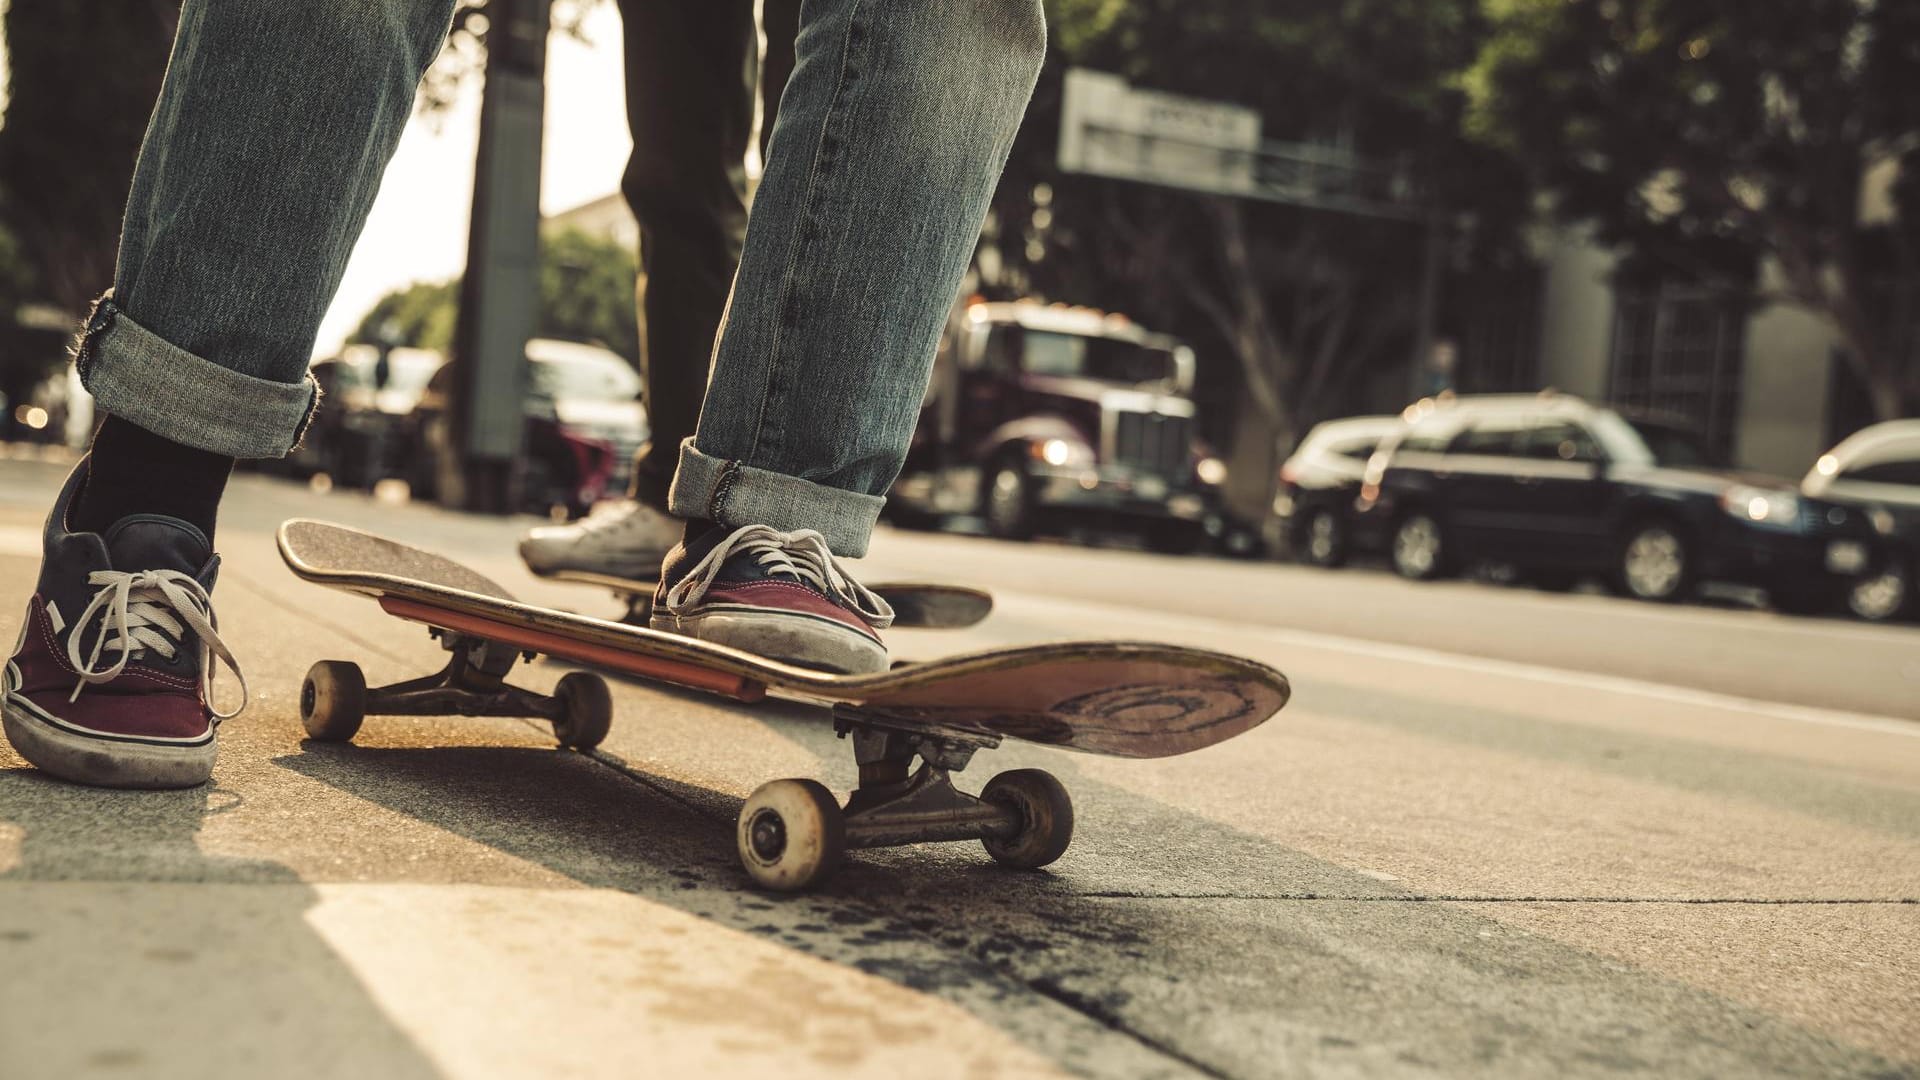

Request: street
left=1, top=450, right=1916, bottom=1078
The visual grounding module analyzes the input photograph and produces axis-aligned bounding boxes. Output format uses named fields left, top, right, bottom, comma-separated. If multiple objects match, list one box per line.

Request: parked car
left=288, top=346, right=443, bottom=486
left=405, top=338, right=648, bottom=517
left=1350, top=394, right=1877, bottom=612
left=1802, top=420, right=1920, bottom=621
left=888, top=300, right=1226, bottom=553
left=1271, top=415, right=1404, bottom=567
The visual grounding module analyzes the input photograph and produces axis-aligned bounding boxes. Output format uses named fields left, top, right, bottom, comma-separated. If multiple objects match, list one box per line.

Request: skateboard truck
left=298, top=629, right=614, bottom=750
left=733, top=707, right=1075, bottom=891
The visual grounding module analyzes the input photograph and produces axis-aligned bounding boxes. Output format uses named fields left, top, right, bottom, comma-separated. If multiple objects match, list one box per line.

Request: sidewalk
left=1, top=456, right=1914, bottom=1079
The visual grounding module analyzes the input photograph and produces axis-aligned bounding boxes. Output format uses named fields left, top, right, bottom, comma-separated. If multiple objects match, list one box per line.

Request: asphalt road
left=0, top=450, right=1915, bottom=1079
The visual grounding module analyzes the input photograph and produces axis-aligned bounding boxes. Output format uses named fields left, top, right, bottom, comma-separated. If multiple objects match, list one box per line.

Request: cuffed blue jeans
left=80, top=0, right=1045, bottom=557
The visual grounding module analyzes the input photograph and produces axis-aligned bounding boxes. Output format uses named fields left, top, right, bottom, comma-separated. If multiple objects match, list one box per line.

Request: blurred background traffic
left=0, top=0, right=1914, bottom=622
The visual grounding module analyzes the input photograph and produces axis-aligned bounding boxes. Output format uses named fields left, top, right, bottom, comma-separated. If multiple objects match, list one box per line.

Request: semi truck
left=889, top=300, right=1227, bottom=552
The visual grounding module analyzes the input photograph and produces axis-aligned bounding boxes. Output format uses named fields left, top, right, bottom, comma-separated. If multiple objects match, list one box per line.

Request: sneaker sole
left=518, top=541, right=666, bottom=581
left=2, top=695, right=215, bottom=789
left=651, top=608, right=888, bottom=675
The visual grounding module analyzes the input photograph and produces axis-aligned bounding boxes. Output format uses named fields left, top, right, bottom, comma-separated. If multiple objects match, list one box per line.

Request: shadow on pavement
left=0, top=768, right=440, bottom=1078
left=271, top=729, right=1908, bottom=1080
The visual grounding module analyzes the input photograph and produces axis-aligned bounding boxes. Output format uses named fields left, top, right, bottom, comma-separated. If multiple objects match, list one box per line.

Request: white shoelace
left=65, top=570, right=248, bottom=721
left=661, top=525, right=895, bottom=629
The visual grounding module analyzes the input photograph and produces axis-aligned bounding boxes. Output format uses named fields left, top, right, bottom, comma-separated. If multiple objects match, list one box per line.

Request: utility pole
left=450, top=0, right=550, bottom=513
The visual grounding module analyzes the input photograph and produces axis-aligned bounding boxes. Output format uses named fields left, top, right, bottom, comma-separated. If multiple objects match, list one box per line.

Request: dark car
left=890, top=301, right=1225, bottom=553
left=1270, top=415, right=1403, bottom=567
left=1803, top=420, right=1920, bottom=621
left=288, top=346, right=443, bottom=487
left=1350, top=394, right=1877, bottom=611
left=405, top=338, right=648, bottom=517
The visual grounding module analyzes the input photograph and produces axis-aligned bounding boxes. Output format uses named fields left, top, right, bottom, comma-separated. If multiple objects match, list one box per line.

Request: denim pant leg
left=75, top=0, right=458, bottom=459
left=667, top=0, right=1046, bottom=557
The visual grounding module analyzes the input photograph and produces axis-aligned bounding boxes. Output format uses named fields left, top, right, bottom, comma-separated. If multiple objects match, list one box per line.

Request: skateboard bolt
left=748, top=810, right=787, bottom=861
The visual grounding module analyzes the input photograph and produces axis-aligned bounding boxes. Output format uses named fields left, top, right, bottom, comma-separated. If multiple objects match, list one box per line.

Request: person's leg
left=670, top=0, right=1046, bottom=551
left=623, top=0, right=758, bottom=513
left=5, top=0, right=456, bottom=788
left=520, top=0, right=760, bottom=580
left=652, top=0, right=1046, bottom=671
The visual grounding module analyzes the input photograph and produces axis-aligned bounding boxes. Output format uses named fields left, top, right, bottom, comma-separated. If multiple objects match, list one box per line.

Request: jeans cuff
left=667, top=439, right=884, bottom=557
left=72, top=293, right=320, bottom=459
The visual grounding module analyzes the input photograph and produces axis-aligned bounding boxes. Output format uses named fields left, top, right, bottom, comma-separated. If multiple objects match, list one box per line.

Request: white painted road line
left=997, top=590, right=1920, bottom=740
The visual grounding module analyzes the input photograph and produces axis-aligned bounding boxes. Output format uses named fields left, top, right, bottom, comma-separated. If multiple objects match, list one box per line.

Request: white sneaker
left=518, top=501, right=684, bottom=579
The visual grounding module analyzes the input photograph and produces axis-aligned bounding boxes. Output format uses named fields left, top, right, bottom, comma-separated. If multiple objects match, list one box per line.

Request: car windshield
left=1624, top=418, right=1719, bottom=467
left=1009, top=328, right=1178, bottom=385
left=530, top=353, right=642, bottom=401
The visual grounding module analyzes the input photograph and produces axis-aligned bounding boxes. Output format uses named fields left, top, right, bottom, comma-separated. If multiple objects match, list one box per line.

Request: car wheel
left=1847, top=560, right=1911, bottom=622
left=1390, top=512, right=1450, bottom=581
left=983, top=456, right=1035, bottom=540
left=1300, top=508, right=1348, bottom=569
left=1618, top=520, right=1692, bottom=602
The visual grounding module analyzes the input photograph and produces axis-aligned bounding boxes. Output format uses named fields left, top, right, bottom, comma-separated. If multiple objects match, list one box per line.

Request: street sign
left=1057, top=68, right=1425, bottom=221
left=1059, top=69, right=1263, bottom=197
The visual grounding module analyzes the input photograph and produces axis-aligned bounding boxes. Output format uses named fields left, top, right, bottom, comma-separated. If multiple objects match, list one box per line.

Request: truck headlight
left=1720, top=485, right=1799, bottom=526
left=1196, top=456, right=1228, bottom=486
left=1033, top=437, right=1092, bottom=467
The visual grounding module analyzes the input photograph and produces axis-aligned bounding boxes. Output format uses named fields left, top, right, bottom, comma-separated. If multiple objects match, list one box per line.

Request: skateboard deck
left=278, top=519, right=1290, bottom=889
left=530, top=567, right=994, bottom=631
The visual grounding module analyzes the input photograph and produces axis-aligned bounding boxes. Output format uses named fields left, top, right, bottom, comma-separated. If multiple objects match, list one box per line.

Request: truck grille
left=1114, top=411, right=1192, bottom=480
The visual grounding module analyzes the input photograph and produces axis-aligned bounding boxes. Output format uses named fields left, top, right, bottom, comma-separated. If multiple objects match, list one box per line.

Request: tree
left=348, top=227, right=638, bottom=363
left=982, top=0, right=1530, bottom=516
left=1468, top=0, right=1920, bottom=420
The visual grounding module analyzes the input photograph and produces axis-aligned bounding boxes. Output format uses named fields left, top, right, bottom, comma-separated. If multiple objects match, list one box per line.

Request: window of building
left=1608, top=286, right=1747, bottom=460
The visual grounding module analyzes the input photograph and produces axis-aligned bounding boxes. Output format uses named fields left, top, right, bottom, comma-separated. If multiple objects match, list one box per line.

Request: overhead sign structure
left=1059, top=69, right=1263, bottom=197
left=1058, top=68, right=1424, bottom=221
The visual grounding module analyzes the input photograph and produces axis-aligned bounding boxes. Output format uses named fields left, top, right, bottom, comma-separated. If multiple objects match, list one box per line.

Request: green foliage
left=349, top=227, right=637, bottom=363
left=1469, top=0, right=1920, bottom=415
left=538, top=228, right=638, bottom=363
left=351, top=280, right=461, bottom=354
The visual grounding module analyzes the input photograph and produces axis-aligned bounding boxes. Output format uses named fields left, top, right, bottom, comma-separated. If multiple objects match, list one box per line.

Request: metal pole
left=450, top=0, right=550, bottom=513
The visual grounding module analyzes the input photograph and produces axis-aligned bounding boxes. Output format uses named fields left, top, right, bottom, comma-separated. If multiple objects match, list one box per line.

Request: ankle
left=75, top=416, right=235, bottom=541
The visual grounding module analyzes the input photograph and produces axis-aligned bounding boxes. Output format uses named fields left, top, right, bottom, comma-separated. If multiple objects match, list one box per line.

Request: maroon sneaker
left=2, top=461, right=245, bottom=788
left=651, top=524, right=894, bottom=674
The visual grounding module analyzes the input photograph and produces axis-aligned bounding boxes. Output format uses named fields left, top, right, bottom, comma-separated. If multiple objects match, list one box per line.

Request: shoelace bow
left=66, top=569, right=248, bottom=721
left=662, top=525, right=895, bottom=629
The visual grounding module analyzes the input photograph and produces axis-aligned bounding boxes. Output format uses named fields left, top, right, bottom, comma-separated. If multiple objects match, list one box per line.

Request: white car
left=1803, top=420, right=1920, bottom=621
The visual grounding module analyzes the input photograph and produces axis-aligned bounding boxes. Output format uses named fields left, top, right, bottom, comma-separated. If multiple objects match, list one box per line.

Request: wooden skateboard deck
left=278, top=519, right=1290, bottom=889
left=530, top=567, right=994, bottom=631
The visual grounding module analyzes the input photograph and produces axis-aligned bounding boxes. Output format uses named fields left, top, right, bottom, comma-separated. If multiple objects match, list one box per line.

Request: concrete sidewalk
left=0, top=454, right=1914, bottom=1079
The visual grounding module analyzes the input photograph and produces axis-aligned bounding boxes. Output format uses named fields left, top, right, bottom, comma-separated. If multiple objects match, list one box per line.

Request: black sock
left=75, top=415, right=235, bottom=542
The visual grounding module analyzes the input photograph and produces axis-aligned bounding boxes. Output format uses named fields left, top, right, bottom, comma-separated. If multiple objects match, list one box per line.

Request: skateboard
left=529, top=567, right=995, bottom=630
left=279, top=519, right=1291, bottom=890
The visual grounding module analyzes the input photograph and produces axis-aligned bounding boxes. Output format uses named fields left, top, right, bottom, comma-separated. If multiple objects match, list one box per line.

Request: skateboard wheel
left=737, top=779, right=845, bottom=892
left=980, top=769, right=1074, bottom=870
left=301, top=661, right=366, bottom=743
left=551, top=672, right=613, bottom=750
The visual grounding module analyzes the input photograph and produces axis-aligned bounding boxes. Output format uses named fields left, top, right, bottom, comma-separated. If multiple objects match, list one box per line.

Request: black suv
left=1350, top=395, right=1877, bottom=611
